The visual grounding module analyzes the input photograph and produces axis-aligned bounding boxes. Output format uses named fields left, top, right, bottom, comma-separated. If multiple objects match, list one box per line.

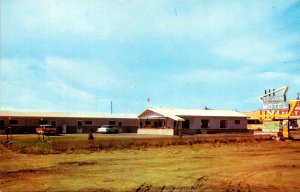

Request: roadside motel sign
left=262, top=121, right=280, bottom=132
left=278, top=100, right=300, bottom=117
left=259, top=86, right=289, bottom=121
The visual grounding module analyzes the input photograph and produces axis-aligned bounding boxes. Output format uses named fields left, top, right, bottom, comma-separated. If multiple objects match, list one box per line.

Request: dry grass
left=0, top=133, right=271, bottom=154
left=0, top=135, right=299, bottom=191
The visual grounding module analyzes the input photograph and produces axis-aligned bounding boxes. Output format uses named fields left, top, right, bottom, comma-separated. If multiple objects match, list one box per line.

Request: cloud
left=258, top=71, right=300, bottom=85
left=0, top=57, right=129, bottom=112
left=1, top=57, right=125, bottom=90
left=214, top=36, right=296, bottom=65
left=47, top=82, right=93, bottom=100
left=171, top=66, right=256, bottom=86
left=5, top=0, right=293, bottom=42
left=0, top=81, right=43, bottom=108
left=2, top=0, right=168, bottom=42
left=149, top=0, right=299, bottom=68
left=43, top=57, right=127, bottom=90
left=256, top=71, right=300, bottom=100
left=1, top=1, right=300, bottom=113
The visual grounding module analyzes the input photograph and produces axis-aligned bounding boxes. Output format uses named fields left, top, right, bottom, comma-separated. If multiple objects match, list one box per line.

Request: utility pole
left=111, top=101, right=113, bottom=114
left=297, top=92, right=299, bottom=100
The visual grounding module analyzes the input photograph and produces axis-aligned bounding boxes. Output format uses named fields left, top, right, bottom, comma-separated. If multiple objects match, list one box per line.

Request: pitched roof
left=242, top=111, right=260, bottom=120
left=0, top=110, right=137, bottom=119
left=138, top=107, right=247, bottom=121
left=138, top=108, right=185, bottom=121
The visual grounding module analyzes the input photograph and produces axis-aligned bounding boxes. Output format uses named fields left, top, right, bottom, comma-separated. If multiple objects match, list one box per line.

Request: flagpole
left=147, top=98, right=150, bottom=108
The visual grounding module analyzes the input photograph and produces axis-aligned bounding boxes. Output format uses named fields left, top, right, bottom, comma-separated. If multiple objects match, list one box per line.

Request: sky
left=1, top=0, right=300, bottom=114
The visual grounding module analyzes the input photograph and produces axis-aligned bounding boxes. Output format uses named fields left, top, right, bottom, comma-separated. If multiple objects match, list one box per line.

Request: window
left=78, top=121, right=82, bottom=127
left=85, top=121, right=93, bottom=125
left=234, top=120, right=240, bottom=125
left=248, top=120, right=254, bottom=124
left=201, top=119, right=210, bottom=128
left=0, top=120, right=4, bottom=129
left=118, top=122, right=123, bottom=127
left=139, top=122, right=143, bottom=127
left=9, top=119, right=18, bottom=125
left=109, top=121, right=116, bottom=125
left=182, top=120, right=190, bottom=129
left=51, top=120, right=57, bottom=127
left=145, top=121, right=151, bottom=126
left=39, top=120, right=47, bottom=125
left=154, top=122, right=158, bottom=127
left=220, top=120, right=228, bottom=128
left=248, top=120, right=260, bottom=124
left=159, top=121, right=163, bottom=127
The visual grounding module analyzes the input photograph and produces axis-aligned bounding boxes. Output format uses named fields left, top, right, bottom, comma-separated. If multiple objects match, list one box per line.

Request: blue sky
left=1, top=0, right=300, bottom=114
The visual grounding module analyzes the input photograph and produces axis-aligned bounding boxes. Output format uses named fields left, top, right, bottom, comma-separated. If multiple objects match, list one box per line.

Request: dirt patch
left=76, top=189, right=111, bottom=192
left=0, top=143, right=18, bottom=158
left=58, top=161, right=97, bottom=166
left=191, top=156, right=214, bottom=159
left=134, top=176, right=210, bottom=192
left=1, top=137, right=299, bottom=192
left=273, top=164, right=299, bottom=169
left=224, top=181, right=280, bottom=192
left=1, top=168, right=49, bottom=175
left=243, top=151, right=283, bottom=156
left=1, top=167, right=52, bottom=177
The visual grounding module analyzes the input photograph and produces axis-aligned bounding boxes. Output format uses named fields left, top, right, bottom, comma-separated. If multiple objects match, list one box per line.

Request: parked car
left=96, top=125, right=119, bottom=134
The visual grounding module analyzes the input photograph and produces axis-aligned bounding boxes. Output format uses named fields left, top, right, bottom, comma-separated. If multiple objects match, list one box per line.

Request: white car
left=96, top=125, right=119, bottom=134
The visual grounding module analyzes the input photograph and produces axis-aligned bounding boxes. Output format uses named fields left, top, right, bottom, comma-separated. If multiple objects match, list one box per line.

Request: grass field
left=0, top=134, right=299, bottom=191
left=0, top=133, right=271, bottom=154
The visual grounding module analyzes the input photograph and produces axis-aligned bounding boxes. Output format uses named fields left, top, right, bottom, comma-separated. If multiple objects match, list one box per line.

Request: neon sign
left=259, top=86, right=289, bottom=120
left=278, top=100, right=300, bottom=116
left=259, top=86, right=288, bottom=111
left=259, top=86, right=300, bottom=121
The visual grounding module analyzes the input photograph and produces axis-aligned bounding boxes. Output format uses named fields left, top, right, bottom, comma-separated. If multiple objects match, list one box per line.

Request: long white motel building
left=138, top=108, right=248, bottom=135
left=0, top=111, right=138, bottom=134
left=0, top=108, right=248, bottom=135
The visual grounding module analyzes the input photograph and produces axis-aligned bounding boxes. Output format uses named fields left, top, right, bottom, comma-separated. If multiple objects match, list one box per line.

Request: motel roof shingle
left=0, top=110, right=137, bottom=119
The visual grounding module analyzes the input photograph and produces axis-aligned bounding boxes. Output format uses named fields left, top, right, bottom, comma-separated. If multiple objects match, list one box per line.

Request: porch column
left=138, top=118, right=140, bottom=128
left=166, top=118, right=168, bottom=128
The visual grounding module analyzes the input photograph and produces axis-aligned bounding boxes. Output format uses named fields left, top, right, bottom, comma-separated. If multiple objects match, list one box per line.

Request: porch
left=137, top=108, right=184, bottom=135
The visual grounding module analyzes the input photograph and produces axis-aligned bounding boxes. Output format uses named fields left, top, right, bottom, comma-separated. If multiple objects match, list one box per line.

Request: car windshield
left=102, top=125, right=113, bottom=128
left=40, top=124, right=54, bottom=128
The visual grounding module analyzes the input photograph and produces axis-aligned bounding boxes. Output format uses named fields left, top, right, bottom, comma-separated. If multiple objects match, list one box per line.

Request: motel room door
left=77, top=120, right=83, bottom=133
